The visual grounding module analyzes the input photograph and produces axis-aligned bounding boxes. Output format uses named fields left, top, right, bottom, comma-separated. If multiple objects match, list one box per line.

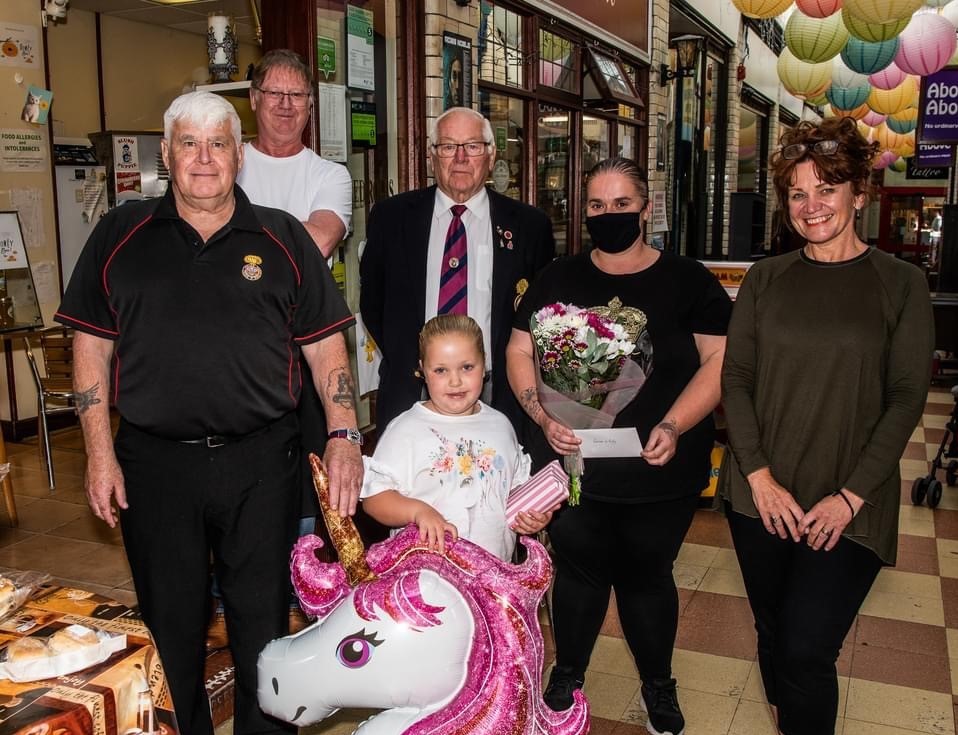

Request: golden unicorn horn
left=309, top=453, right=377, bottom=586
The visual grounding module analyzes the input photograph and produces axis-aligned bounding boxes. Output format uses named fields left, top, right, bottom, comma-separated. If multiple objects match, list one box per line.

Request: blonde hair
left=418, top=314, right=486, bottom=365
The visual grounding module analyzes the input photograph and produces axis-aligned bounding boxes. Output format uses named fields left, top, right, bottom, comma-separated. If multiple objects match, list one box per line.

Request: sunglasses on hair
left=781, top=140, right=840, bottom=160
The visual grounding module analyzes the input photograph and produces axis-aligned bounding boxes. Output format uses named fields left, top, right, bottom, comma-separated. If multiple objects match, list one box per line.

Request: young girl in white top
left=361, top=315, right=556, bottom=561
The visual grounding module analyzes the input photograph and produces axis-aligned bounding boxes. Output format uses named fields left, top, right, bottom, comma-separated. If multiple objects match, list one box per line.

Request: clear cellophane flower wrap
left=530, top=301, right=652, bottom=504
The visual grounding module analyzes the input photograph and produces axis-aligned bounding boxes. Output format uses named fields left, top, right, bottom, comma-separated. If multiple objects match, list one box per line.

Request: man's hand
left=323, top=438, right=363, bottom=517
left=85, top=455, right=127, bottom=528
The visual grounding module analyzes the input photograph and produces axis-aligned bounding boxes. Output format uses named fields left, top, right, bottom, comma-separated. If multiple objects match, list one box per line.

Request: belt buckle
left=206, top=435, right=226, bottom=448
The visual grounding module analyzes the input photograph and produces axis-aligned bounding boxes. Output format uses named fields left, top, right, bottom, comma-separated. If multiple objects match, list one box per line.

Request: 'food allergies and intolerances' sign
left=919, top=67, right=958, bottom=144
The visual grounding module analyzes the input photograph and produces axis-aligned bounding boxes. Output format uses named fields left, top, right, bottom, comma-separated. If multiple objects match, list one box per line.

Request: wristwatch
left=328, top=428, right=363, bottom=446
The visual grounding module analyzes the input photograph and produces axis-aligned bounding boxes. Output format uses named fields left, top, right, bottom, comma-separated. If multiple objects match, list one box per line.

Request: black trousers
left=116, top=415, right=300, bottom=735
left=548, top=494, right=698, bottom=681
left=726, top=507, right=883, bottom=735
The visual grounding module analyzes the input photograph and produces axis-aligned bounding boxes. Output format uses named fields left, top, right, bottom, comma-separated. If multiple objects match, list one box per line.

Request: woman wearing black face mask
left=506, top=157, right=731, bottom=735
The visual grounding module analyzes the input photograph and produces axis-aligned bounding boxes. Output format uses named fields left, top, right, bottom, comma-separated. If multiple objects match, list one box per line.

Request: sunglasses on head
left=781, top=140, right=840, bottom=160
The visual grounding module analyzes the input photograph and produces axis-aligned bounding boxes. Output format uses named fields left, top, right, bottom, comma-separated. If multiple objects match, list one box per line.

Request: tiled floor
left=1, top=384, right=957, bottom=735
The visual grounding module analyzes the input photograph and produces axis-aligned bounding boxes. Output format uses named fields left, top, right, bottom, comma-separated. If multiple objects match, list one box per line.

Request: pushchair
left=911, top=384, right=958, bottom=509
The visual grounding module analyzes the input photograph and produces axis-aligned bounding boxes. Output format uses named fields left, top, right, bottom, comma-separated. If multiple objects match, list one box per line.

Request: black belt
left=173, top=414, right=290, bottom=448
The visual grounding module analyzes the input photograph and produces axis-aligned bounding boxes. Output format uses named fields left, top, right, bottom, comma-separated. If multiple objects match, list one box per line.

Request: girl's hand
left=539, top=414, right=580, bottom=456
left=511, top=504, right=561, bottom=535
left=798, top=489, right=860, bottom=552
left=746, top=467, right=805, bottom=542
left=412, top=504, right=458, bottom=554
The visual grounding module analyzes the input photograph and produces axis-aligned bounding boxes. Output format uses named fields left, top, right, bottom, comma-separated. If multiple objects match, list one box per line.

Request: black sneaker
left=640, top=677, right=685, bottom=735
left=543, top=666, right=584, bottom=711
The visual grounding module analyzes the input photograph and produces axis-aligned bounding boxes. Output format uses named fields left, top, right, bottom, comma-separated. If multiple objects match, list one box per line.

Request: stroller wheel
left=912, top=477, right=929, bottom=505
left=927, top=479, right=943, bottom=509
left=946, top=460, right=957, bottom=487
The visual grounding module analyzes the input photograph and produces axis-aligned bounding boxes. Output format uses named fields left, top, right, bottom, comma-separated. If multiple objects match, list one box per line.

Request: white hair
left=430, top=107, right=496, bottom=155
left=163, top=91, right=241, bottom=147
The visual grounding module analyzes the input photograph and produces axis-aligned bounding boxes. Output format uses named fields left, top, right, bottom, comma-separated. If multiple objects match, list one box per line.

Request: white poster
left=318, top=83, right=349, bottom=163
left=346, top=5, right=375, bottom=91
left=0, top=22, right=39, bottom=68
left=113, top=135, right=140, bottom=172
left=0, top=212, right=29, bottom=269
left=0, top=129, right=46, bottom=172
left=649, top=190, right=669, bottom=233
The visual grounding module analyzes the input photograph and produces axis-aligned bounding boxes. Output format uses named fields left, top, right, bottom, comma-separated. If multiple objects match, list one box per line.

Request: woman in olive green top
left=719, top=116, right=934, bottom=735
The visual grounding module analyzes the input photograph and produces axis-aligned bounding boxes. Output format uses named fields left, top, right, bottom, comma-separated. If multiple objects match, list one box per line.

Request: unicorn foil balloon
left=257, top=454, right=590, bottom=734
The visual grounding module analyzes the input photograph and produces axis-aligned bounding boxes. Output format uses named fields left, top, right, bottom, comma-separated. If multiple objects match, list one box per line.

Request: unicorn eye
left=336, top=628, right=383, bottom=668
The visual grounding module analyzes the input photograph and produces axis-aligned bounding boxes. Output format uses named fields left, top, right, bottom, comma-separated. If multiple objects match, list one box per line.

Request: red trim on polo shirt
left=102, top=214, right=153, bottom=296
left=295, top=314, right=355, bottom=344
left=262, top=226, right=302, bottom=286
left=52, top=312, right=119, bottom=337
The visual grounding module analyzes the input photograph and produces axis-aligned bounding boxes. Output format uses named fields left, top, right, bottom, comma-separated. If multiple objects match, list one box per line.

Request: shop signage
left=442, top=33, right=471, bottom=109
left=918, top=67, right=958, bottom=144
left=316, top=36, right=336, bottom=80
left=649, top=190, right=668, bottom=233
left=0, top=128, right=46, bottom=172
left=916, top=142, right=955, bottom=169
left=346, top=5, right=374, bottom=91
left=905, top=158, right=948, bottom=180
left=351, top=101, right=376, bottom=147
left=554, top=1, right=648, bottom=53
left=701, top=261, right=754, bottom=300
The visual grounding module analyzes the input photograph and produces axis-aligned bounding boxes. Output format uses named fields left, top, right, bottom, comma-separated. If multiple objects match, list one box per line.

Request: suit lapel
left=410, top=186, right=437, bottom=326
left=489, top=189, right=518, bottom=351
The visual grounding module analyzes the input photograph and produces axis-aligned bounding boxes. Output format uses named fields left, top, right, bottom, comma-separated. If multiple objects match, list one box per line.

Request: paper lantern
left=927, top=0, right=951, bottom=7
left=832, top=56, right=869, bottom=87
left=867, top=77, right=919, bottom=114
left=841, top=36, right=899, bottom=74
left=827, top=83, right=872, bottom=109
left=807, top=91, right=831, bottom=106
left=888, top=157, right=906, bottom=172
left=796, top=0, right=843, bottom=17
left=869, top=62, right=906, bottom=90
left=861, top=110, right=886, bottom=126
left=894, top=13, right=957, bottom=76
left=856, top=120, right=877, bottom=141
left=943, top=0, right=958, bottom=27
left=778, top=49, right=834, bottom=98
left=887, top=107, right=918, bottom=134
left=872, top=149, right=899, bottom=169
left=895, top=132, right=916, bottom=158
left=843, top=0, right=922, bottom=24
left=842, top=8, right=910, bottom=42
left=732, top=0, right=794, bottom=18
left=786, top=9, right=849, bottom=62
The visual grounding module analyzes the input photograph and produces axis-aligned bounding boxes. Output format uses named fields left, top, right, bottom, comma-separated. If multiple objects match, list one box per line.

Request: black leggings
left=726, top=507, right=883, bottom=735
left=548, top=494, right=698, bottom=681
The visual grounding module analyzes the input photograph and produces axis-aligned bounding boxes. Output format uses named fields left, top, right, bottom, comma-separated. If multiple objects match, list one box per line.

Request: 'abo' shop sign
left=919, top=67, right=958, bottom=144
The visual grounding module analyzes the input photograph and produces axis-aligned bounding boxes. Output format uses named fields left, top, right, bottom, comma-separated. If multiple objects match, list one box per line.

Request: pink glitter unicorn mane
left=292, top=525, right=589, bottom=735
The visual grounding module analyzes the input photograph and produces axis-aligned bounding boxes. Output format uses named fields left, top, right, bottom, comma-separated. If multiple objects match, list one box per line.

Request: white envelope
left=573, top=428, right=643, bottom=458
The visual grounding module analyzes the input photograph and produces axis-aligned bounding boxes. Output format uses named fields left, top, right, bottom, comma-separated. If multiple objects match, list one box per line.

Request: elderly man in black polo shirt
left=55, top=90, right=362, bottom=735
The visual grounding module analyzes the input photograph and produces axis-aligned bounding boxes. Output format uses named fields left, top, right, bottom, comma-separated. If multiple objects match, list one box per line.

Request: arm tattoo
left=76, top=383, right=102, bottom=415
left=657, top=418, right=679, bottom=436
left=326, top=368, right=356, bottom=409
left=519, top=387, right=542, bottom=422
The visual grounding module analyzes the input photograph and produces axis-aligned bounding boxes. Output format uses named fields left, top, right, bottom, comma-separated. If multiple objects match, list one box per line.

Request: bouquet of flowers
left=531, top=300, right=652, bottom=504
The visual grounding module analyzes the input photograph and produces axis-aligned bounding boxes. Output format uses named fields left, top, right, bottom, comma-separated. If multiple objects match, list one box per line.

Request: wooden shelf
left=196, top=80, right=251, bottom=98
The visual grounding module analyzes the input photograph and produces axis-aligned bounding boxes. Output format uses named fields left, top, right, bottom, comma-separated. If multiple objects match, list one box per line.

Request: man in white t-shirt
left=208, top=50, right=355, bottom=649
left=237, top=49, right=352, bottom=257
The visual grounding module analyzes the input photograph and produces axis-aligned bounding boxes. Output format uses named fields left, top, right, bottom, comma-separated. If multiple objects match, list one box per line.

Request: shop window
left=618, top=123, right=637, bottom=160
left=537, top=105, right=571, bottom=255
left=479, top=89, right=525, bottom=201
left=580, top=115, right=611, bottom=247
left=539, top=29, right=577, bottom=93
left=478, top=1, right=525, bottom=88
left=584, top=48, right=643, bottom=109
left=702, top=54, right=727, bottom=258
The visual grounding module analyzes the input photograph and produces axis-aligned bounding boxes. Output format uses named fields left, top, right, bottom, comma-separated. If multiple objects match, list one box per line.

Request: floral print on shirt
left=428, top=428, right=508, bottom=501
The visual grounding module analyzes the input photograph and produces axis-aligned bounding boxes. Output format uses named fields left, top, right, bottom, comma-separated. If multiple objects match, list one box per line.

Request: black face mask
left=586, top=211, right=643, bottom=254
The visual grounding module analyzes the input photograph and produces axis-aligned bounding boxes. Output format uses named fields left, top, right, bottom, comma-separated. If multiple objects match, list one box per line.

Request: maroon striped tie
left=438, top=204, right=468, bottom=315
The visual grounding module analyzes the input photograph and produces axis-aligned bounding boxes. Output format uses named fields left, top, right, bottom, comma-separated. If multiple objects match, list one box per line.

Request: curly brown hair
left=770, top=116, right=879, bottom=215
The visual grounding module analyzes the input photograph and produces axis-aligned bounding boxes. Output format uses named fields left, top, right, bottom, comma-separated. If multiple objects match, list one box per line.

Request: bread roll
left=48, top=624, right=99, bottom=654
left=6, top=636, right=51, bottom=662
left=0, top=578, right=16, bottom=616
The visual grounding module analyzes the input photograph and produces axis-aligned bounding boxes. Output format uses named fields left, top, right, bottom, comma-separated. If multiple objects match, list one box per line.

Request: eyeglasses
left=781, top=140, right=840, bottom=160
left=431, top=141, right=490, bottom=158
left=254, top=87, right=312, bottom=107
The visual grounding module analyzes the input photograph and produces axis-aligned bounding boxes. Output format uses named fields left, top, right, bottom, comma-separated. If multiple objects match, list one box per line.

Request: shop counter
left=0, top=584, right=179, bottom=735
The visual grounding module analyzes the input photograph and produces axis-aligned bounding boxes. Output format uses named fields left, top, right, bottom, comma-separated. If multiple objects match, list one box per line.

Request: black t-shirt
left=514, top=250, right=731, bottom=503
left=56, top=186, right=353, bottom=439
